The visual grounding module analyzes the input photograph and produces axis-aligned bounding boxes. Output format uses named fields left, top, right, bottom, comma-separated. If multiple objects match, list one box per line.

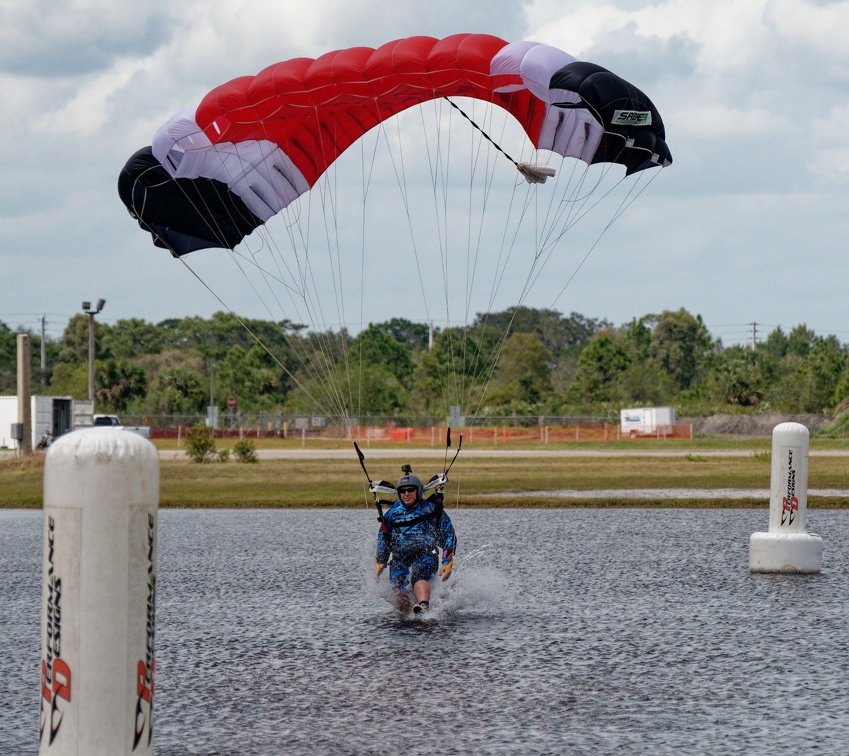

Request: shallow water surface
left=2, top=507, right=848, bottom=754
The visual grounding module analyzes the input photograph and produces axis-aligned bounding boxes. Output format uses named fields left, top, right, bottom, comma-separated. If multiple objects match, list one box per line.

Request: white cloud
left=1, top=0, right=849, bottom=347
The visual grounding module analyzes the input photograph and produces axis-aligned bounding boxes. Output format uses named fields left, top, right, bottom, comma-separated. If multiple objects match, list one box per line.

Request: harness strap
left=385, top=500, right=444, bottom=531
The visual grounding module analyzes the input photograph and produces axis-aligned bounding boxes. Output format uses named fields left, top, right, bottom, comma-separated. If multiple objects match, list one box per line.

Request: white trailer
left=620, top=407, right=676, bottom=438
left=0, top=395, right=90, bottom=449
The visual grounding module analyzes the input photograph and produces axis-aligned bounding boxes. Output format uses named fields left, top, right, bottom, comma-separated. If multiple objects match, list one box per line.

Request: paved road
left=5, top=447, right=849, bottom=462
left=474, top=487, right=849, bottom=499
left=156, top=448, right=849, bottom=460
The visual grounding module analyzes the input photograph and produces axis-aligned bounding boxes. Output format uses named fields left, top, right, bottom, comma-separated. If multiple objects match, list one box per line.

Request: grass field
left=2, top=436, right=849, bottom=508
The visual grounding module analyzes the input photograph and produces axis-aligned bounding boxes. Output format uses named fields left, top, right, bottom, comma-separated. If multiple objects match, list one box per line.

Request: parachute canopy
left=119, top=34, right=671, bottom=257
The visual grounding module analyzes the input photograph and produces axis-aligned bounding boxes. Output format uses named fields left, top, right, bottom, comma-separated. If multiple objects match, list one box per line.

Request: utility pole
left=751, top=321, right=758, bottom=350
left=82, top=299, right=106, bottom=403
left=208, top=361, right=217, bottom=428
left=17, top=334, right=32, bottom=454
left=40, top=315, right=47, bottom=385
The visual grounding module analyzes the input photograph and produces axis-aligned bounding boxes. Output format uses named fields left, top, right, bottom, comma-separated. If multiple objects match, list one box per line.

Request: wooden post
left=17, top=334, right=32, bottom=454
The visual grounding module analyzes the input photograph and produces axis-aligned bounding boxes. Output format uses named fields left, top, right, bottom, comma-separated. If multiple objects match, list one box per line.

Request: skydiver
left=375, top=470, right=456, bottom=614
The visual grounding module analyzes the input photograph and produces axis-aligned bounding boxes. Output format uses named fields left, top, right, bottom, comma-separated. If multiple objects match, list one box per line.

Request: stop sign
left=227, top=397, right=237, bottom=408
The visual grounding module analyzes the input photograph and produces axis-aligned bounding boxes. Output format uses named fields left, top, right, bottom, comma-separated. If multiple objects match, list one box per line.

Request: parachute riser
left=354, top=441, right=388, bottom=528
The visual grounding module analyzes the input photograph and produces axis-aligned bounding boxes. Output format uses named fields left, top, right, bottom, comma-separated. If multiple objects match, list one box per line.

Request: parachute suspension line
left=457, top=101, right=524, bottom=415
left=355, top=123, right=381, bottom=427
left=402, top=102, right=453, bottom=421
left=465, top=172, right=547, bottom=411
left=437, top=100, right=489, bottom=418
left=434, top=98, right=554, bottom=420
left=150, top=149, right=351, bottom=425
left=462, top=161, right=600, bottom=422
left=537, top=161, right=620, bottom=259
left=376, top=112, right=438, bottom=356
left=446, top=100, right=553, bottom=423
left=178, top=140, right=350, bottom=423
left=173, top=255, right=343, bottom=419
left=270, top=197, right=351, bottom=424
left=432, top=99, right=466, bottom=413
left=312, top=112, right=358, bottom=429
left=545, top=166, right=666, bottom=308
left=414, top=99, right=466, bottom=417
left=426, top=98, right=488, bottom=416
left=276, top=161, right=369, bottom=427
left=473, top=167, right=669, bottom=415
left=459, top=99, right=504, bottom=409
left=260, top=184, right=351, bottom=426
left=372, top=106, right=478, bottom=431
left=528, top=163, right=654, bottom=296
left=443, top=97, right=554, bottom=184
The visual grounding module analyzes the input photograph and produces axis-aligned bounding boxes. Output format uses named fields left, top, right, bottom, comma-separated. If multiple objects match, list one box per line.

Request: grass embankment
left=3, top=441, right=849, bottom=508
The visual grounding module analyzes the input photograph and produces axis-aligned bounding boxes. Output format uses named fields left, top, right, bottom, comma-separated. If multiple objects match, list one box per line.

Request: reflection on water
left=3, top=507, right=849, bottom=753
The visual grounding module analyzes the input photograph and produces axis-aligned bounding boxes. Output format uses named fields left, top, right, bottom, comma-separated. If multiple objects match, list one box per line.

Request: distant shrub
left=185, top=426, right=217, bottom=463
left=218, top=448, right=231, bottom=462
left=233, top=438, right=258, bottom=463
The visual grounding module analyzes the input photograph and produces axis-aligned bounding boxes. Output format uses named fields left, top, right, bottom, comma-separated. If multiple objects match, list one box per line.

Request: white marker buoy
left=749, top=422, right=823, bottom=573
left=39, top=428, right=158, bottom=754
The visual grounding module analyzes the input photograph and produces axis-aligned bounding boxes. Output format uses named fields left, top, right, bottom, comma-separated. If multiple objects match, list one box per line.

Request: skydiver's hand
left=439, top=553, right=454, bottom=582
left=375, top=561, right=386, bottom=580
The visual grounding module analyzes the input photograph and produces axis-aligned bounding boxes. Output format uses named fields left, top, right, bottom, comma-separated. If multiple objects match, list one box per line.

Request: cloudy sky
left=2, top=0, right=848, bottom=347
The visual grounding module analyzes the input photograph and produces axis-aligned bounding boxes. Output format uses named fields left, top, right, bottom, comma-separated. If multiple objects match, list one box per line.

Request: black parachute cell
left=117, top=147, right=263, bottom=257
left=549, top=62, right=672, bottom=175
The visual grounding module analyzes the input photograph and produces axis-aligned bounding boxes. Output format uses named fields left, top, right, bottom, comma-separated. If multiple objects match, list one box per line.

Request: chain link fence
left=117, top=412, right=692, bottom=443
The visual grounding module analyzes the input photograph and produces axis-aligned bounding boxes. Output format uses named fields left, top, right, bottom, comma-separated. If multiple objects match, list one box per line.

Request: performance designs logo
left=40, top=516, right=72, bottom=746
left=611, top=109, right=652, bottom=126
left=133, top=513, right=156, bottom=750
left=781, top=449, right=799, bottom=526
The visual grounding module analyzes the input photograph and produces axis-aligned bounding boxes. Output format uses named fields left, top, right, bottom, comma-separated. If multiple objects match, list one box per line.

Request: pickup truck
left=92, top=414, right=151, bottom=439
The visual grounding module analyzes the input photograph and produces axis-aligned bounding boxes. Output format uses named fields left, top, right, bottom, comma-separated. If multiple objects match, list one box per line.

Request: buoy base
left=749, top=531, right=823, bottom=574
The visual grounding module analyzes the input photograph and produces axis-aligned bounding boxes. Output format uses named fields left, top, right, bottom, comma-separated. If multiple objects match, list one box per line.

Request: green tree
left=350, top=325, right=414, bottom=384
left=761, top=326, right=789, bottom=361
left=284, top=363, right=406, bottom=416
left=567, top=333, right=630, bottom=403
left=473, top=307, right=606, bottom=356
left=102, top=318, right=167, bottom=359
left=615, top=362, right=677, bottom=406
left=56, top=313, right=102, bottom=364
left=95, top=359, right=148, bottom=412
left=703, top=346, right=767, bottom=406
left=621, top=316, right=655, bottom=362
left=485, top=333, right=554, bottom=408
left=215, top=344, right=289, bottom=410
left=373, top=318, right=431, bottom=354
left=289, top=328, right=351, bottom=381
left=795, top=336, right=846, bottom=411
left=831, top=357, right=849, bottom=407
left=649, top=309, right=713, bottom=390
left=0, top=321, right=20, bottom=393
left=145, top=365, right=207, bottom=414
left=786, top=324, right=817, bottom=358
left=407, top=350, right=445, bottom=414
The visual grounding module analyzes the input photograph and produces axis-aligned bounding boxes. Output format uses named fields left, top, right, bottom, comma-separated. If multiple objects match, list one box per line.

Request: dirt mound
left=682, top=413, right=831, bottom=437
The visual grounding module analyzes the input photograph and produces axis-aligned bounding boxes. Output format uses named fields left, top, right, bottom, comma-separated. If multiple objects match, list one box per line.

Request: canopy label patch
left=612, top=110, right=652, bottom=126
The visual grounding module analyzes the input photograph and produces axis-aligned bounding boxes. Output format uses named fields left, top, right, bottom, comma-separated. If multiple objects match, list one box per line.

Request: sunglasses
left=398, top=487, right=417, bottom=495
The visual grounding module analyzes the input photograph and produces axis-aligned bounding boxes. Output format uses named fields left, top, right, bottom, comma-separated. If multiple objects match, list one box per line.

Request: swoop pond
left=3, top=507, right=849, bottom=754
